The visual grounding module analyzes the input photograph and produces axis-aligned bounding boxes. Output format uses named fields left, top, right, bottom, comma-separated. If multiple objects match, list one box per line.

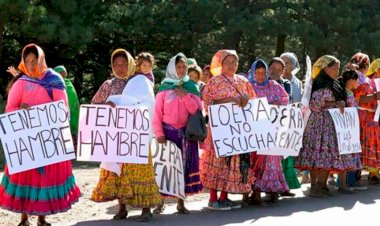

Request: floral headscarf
left=210, top=49, right=239, bottom=76
left=311, top=55, right=339, bottom=79
left=311, top=55, right=346, bottom=102
left=366, top=59, right=380, bottom=77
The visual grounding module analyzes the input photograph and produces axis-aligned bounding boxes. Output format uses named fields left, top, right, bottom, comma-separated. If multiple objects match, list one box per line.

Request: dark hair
left=175, top=55, right=186, bottom=65
left=188, top=65, right=202, bottom=80
left=23, top=46, right=38, bottom=60
left=349, top=54, right=369, bottom=70
left=255, top=61, right=266, bottom=70
left=326, top=60, right=338, bottom=68
left=268, top=57, right=285, bottom=69
left=342, top=70, right=358, bottom=85
left=112, top=51, right=128, bottom=63
left=136, top=52, right=155, bottom=69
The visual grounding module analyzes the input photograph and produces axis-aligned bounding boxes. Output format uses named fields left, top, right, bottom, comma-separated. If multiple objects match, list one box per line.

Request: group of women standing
left=1, top=43, right=380, bottom=225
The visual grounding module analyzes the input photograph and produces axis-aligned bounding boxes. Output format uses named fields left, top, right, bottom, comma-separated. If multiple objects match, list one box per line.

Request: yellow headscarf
left=312, top=55, right=339, bottom=79
left=210, top=49, right=239, bottom=76
left=18, top=43, right=48, bottom=79
left=111, top=49, right=136, bottom=79
left=366, top=59, right=380, bottom=76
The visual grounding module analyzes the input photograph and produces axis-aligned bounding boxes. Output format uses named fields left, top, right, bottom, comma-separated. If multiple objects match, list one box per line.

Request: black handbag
left=185, top=109, right=208, bottom=141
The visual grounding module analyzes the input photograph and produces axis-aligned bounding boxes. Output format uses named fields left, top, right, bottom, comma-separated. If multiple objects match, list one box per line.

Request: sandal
left=177, top=206, right=191, bottom=214
left=37, top=221, right=51, bottom=226
left=268, top=193, right=280, bottom=202
left=321, top=186, right=333, bottom=196
left=18, top=220, right=30, bottom=226
left=152, top=205, right=165, bottom=214
left=308, top=187, right=325, bottom=198
left=135, top=212, right=153, bottom=222
left=280, top=191, right=296, bottom=197
left=112, top=210, right=128, bottom=220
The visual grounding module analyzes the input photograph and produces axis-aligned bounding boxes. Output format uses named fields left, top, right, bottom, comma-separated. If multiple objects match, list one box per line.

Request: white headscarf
left=281, top=52, right=300, bottom=76
left=162, top=52, right=189, bottom=85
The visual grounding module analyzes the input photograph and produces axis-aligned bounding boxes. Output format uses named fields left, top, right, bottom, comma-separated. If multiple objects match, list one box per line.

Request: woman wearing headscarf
left=353, top=58, right=380, bottom=184
left=343, top=53, right=370, bottom=188
left=152, top=53, right=203, bottom=214
left=295, top=55, right=355, bottom=197
left=90, top=49, right=162, bottom=222
left=200, top=50, right=255, bottom=211
left=268, top=57, right=301, bottom=196
left=247, top=59, right=290, bottom=204
left=53, top=66, right=80, bottom=147
left=280, top=52, right=303, bottom=103
left=0, top=44, right=81, bottom=226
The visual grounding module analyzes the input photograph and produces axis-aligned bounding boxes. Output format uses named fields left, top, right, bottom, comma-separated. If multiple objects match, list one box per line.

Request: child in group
left=339, top=70, right=366, bottom=191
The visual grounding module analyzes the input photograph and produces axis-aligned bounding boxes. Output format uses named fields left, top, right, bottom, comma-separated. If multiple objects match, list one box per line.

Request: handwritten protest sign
left=0, top=101, right=75, bottom=174
left=260, top=105, right=305, bottom=156
left=373, top=78, right=380, bottom=122
left=208, top=98, right=277, bottom=157
left=328, top=107, right=361, bottom=154
left=76, top=104, right=150, bottom=164
left=151, top=139, right=185, bottom=200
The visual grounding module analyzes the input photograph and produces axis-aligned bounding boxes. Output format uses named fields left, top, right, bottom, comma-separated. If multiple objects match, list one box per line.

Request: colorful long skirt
left=358, top=109, right=380, bottom=170
left=295, top=111, right=355, bottom=172
left=200, top=128, right=255, bottom=194
left=282, top=157, right=301, bottom=189
left=163, top=123, right=203, bottom=195
left=0, top=161, right=81, bottom=215
left=91, top=155, right=162, bottom=208
left=252, top=153, right=289, bottom=193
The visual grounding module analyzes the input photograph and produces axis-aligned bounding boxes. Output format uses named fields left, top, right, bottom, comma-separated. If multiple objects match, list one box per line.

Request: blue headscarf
left=248, top=59, right=269, bottom=86
left=20, top=69, right=66, bottom=100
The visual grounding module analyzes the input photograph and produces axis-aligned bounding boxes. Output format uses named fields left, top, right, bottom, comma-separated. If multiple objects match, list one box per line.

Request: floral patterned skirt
left=91, top=155, right=162, bottom=208
left=295, top=111, right=355, bottom=172
left=252, top=154, right=289, bottom=193
left=358, top=110, right=380, bottom=170
left=200, top=132, right=255, bottom=194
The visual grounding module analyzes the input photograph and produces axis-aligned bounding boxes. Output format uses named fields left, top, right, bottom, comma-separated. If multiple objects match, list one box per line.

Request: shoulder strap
left=222, top=74, right=242, bottom=97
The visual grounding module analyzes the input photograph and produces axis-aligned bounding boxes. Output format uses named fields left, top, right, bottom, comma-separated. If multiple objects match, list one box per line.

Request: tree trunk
left=275, top=34, right=286, bottom=56
left=224, top=30, right=243, bottom=51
